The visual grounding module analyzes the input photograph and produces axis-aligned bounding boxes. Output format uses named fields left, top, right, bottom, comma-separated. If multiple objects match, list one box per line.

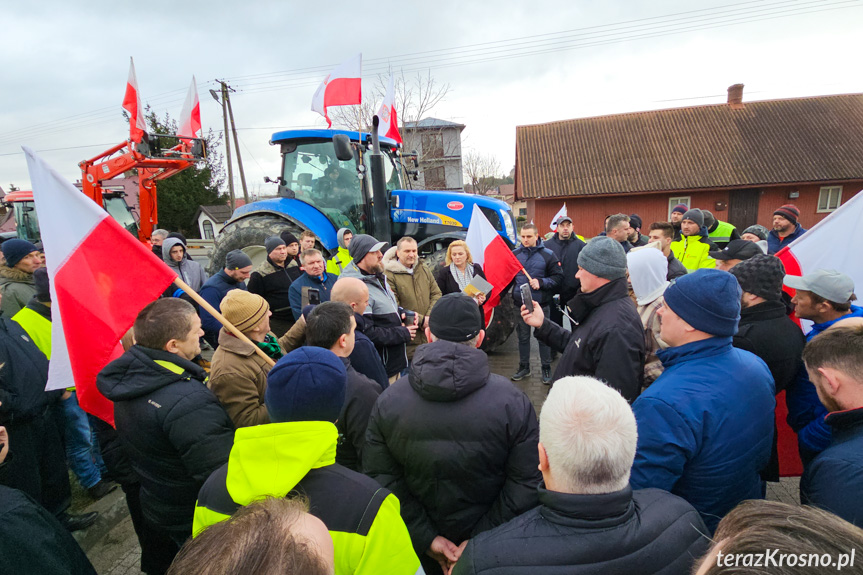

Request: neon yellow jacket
left=708, top=220, right=737, bottom=245
left=326, top=246, right=352, bottom=276
left=670, top=234, right=716, bottom=272
left=13, top=305, right=52, bottom=360
left=193, top=421, right=420, bottom=575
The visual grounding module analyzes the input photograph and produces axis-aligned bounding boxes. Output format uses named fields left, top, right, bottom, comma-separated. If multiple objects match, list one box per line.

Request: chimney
left=727, top=84, right=744, bottom=110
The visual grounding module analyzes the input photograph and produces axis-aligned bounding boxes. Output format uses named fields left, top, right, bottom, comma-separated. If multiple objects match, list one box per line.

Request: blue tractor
left=210, top=124, right=519, bottom=349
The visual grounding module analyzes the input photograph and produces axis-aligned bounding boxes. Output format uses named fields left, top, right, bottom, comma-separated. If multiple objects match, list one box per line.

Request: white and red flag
left=377, top=75, right=402, bottom=144
left=465, top=204, right=523, bottom=325
left=773, top=190, right=863, bottom=477
left=311, top=54, right=362, bottom=128
left=122, top=57, right=148, bottom=143
left=550, top=203, right=567, bottom=231
left=177, top=75, right=202, bottom=143
left=23, top=147, right=177, bottom=426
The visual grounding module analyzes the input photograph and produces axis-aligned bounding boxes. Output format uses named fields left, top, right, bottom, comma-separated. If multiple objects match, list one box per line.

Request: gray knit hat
left=681, top=208, right=704, bottom=228
left=577, top=236, right=627, bottom=280
left=225, top=249, right=253, bottom=270
left=265, top=236, right=286, bottom=255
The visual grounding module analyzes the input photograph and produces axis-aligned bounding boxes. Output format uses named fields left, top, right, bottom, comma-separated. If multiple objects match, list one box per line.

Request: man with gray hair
left=150, top=229, right=169, bottom=258
left=365, top=293, right=540, bottom=575
left=453, top=376, right=708, bottom=575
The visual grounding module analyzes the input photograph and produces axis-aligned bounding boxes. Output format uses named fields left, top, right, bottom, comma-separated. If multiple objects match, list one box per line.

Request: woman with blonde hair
left=434, top=240, right=487, bottom=304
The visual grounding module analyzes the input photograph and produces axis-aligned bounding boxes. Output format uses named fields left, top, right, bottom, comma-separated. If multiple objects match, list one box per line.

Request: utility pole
left=223, top=85, right=249, bottom=205
left=210, top=85, right=235, bottom=211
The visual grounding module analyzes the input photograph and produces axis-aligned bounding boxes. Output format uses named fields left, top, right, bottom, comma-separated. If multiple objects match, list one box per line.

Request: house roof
left=404, top=117, right=466, bottom=130
left=194, top=203, right=234, bottom=224
left=516, top=93, right=863, bottom=199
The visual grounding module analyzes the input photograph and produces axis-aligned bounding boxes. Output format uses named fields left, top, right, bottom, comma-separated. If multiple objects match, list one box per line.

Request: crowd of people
left=0, top=198, right=862, bottom=575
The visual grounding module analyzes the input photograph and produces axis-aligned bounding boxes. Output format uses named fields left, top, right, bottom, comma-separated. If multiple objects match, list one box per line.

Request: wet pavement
left=83, top=326, right=801, bottom=574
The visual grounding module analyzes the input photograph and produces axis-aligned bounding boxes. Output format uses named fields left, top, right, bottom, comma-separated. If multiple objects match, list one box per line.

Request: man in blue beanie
left=629, top=269, right=776, bottom=532
left=0, top=239, right=42, bottom=317
left=193, top=346, right=420, bottom=575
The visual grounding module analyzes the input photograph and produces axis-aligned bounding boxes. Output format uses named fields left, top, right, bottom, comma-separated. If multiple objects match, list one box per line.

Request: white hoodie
left=627, top=247, right=669, bottom=306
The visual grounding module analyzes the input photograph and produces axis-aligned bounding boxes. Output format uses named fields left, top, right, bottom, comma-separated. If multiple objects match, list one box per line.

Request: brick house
left=515, top=85, right=863, bottom=237
left=403, top=118, right=465, bottom=191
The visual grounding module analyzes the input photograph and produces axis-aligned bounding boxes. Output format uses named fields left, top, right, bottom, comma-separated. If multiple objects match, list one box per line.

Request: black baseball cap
left=709, top=239, right=763, bottom=261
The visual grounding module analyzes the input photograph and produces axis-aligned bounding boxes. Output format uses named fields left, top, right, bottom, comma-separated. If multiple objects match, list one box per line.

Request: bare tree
left=329, top=69, right=450, bottom=133
left=463, top=151, right=501, bottom=195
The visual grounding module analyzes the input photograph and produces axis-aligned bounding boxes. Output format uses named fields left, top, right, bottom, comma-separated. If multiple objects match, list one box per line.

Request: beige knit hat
left=220, top=290, right=270, bottom=332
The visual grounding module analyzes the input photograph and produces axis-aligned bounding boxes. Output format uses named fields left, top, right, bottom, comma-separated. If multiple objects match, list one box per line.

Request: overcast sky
left=2, top=0, right=861, bottom=194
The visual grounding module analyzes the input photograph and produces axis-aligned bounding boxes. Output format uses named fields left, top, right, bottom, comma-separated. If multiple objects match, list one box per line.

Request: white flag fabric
left=122, top=57, right=148, bottom=143
left=376, top=75, right=402, bottom=144
left=550, top=203, right=567, bottom=230
left=311, top=54, right=362, bottom=128
left=178, top=75, right=201, bottom=141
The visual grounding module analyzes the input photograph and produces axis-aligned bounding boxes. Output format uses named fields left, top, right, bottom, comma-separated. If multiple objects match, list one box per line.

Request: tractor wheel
left=423, top=248, right=515, bottom=353
left=208, top=215, right=310, bottom=275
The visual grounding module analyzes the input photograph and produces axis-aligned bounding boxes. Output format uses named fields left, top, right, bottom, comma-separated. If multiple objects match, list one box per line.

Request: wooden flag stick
left=520, top=268, right=534, bottom=282
left=173, top=278, right=276, bottom=367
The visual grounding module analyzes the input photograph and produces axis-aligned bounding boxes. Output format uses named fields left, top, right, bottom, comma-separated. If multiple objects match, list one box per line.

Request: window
left=203, top=220, right=214, bottom=240
left=519, top=208, right=527, bottom=216
left=817, top=186, right=842, bottom=213
left=424, top=166, right=446, bottom=189
left=668, top=196, right=691, bottom=219
left=421, top=132, right=444, bottom=159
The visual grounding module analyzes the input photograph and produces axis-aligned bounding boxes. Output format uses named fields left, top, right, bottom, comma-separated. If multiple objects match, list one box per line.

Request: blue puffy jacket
left=511, top=241, right=562, bottom=307
left=630, top=337, right=775, bottom=532
left=786, top=305, right=863, bottom=460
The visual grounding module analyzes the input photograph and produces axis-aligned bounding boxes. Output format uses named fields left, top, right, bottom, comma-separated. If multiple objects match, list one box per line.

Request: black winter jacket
left=453, top=486, right=709, bottom=575
left=535, top=278, right=645, bottom=402
left=0, top=485, right=97, bottom=575
left=734, top=300, right=804, bottom=395
left=248, top=257, right=302, bottom=324
left=667, top=252, right=688, bottom=281
left=96, top=346, right=235, bottom=536
left=434, top=263, right=486, bottom=296
left=364, top=340, right=541, bottom=556
left=336, top=356, right=382, bottom=472
left=544, top=233, right=586, bottom=301
left=0, top=317, right=59, bottom=425
left=512, top=241, right=563, bottom=307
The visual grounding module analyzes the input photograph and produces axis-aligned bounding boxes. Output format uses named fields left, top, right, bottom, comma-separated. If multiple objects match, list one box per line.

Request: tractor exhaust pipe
left=370, top=116, right=391, bottom=244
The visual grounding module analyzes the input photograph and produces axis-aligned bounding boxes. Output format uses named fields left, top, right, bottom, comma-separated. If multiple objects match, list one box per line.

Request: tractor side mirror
left=333, top=134, right=353, bottom=161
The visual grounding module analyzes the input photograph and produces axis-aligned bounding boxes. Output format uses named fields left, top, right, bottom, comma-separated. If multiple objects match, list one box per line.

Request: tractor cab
left=272, top=130, right=402, bottom=237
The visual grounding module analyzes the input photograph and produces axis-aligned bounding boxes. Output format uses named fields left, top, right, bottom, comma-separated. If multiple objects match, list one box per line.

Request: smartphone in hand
left=308, top=288, right=321, bottom=305
left=520, top=283, right=534, bottom=314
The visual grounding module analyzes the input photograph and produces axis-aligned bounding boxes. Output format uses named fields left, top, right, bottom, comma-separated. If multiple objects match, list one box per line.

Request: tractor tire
left=208, top=215, right=310, bottom=275
left=423, top=248, right=515, bottom=353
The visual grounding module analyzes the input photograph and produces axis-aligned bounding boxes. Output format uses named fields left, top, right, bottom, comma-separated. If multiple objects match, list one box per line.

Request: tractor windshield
left=281, top=141, right=368, bottom=234
left=14, top=201, right=41, bottom=243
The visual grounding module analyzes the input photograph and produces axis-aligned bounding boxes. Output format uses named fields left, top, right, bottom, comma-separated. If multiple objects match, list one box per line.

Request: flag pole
left=172, top=278, right=276, bottom=367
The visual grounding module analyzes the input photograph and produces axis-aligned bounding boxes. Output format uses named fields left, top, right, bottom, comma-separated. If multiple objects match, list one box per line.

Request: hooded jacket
left=630, top=337, right=775, bottom=532
left=767, top=222, right=807, bottom=254
left=511, top=240, right=563, bottom=307
left=364, top=340, right=541, bottom=556
left=193, top=421, right=420, bottom=575
left=383, top=246, right=442, bottom=355
left=208, top=328, right=282, bottom=428
left=161, top=238, right=207, bottom=292
left=453, top=486, right=708, bottom=575
left=628, top=249, right=670, bottom=387
left=534, top=277, right=645, bottom=402
left=340, top=261, right=411, bottom=377
left=670, top=232, right=716, bottom=272
left=326, top=228, right=354, bottom=276
left=544, top=232, right=586, bottom=300
left=248, top=257, right=301, bottom=324
left=801, top=407, right=863, bottom=528
left=96, top=346, right=235, bottom=535
left=0, top=265, right=36, bottom=318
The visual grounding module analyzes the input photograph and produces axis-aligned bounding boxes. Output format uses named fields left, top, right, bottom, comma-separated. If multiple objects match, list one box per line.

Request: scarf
left=255, top=334, right=283, bottom=360
left=450, top=263, right=474, bottom=291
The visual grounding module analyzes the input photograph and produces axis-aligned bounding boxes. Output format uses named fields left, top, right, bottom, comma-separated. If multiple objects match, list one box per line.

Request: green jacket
left=193, top=421, right=420, bottom=575
left=670, top=234, right=716, bottom=272
left=326, top=246, right=353, bottom=276
left=0, top=266, right=36, bottom=318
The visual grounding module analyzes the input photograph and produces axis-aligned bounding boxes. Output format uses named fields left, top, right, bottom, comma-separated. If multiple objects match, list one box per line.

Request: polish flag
left=550, top=203, right=567, bottom=231
left=178, top=75, right=202, bottom=143
left=466, top=204, right=523, bottom=325
left=23, top=147, right=177, bottom=425
left=311, top=54, right=362, bottom=128
left=774, top=190, right=863, bottom=476
left=377, top=75, right=402, bottom=144
left=122, top=57, right=148, bottom=143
